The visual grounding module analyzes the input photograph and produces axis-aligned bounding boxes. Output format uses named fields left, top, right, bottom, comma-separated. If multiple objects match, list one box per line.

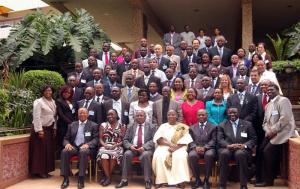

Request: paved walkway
left=7, top=169, right=288, bottom=189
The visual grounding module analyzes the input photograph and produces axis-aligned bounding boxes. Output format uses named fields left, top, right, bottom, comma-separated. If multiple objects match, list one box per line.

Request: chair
left=70, top=155, right=92, bottom=182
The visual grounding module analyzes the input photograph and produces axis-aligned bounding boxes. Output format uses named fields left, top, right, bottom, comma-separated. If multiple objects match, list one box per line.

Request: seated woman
left=205, top=88, right=227, bottom=125
left=97, top=109, right=126, bottom=186
left=152, top=110, right=193, bottom=188
left=181, top=87, right=205, bottom=126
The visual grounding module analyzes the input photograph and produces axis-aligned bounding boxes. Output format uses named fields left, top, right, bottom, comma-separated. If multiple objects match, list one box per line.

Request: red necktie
left=262, top=94, right=268, bottom=110
left=137, top=125, right=143, bottom=148
left=105, top=52, right=109, bottom=65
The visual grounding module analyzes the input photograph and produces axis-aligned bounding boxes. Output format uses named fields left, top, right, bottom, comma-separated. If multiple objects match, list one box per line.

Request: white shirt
left=197, top=36, right=208, bottom=49
left=102, top=51, right=110, bottom=64
left=82, top=59, right=104, bottom=69
left=133, top=123, right=145, bottom=146
left=259, top=70, right=282, bottom=95
left=152, top=68, right=167, bottom=82
left=217, top=46, right=224, bottom=57
left=113, top=99, right=122, bottom=123
left=94, top=94, right=103, bottom=103
left=144, top=75, right=151, bottom=85
left=180, top=31, right=196, bottom=46
left=83, top=99, right=92, bottom=109
left=129, top=101, right=153, bottom=125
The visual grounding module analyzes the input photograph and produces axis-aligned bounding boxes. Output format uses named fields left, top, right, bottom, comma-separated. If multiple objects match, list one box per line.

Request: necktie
left=251, top=85, right=257, bottom=94
left=151, top=70, right=155, bottom=76
left=133, top=70, right=137, bottom=78
left=141, top=58, right=145, bottom=67
left=75, top=123, right=85, bottom=146
left=167, top=80, right=171, bottom=87
left=232, top=122, right=237, bottom=137
left=239, top=93, right=244, bottom=105
left=199, top=123, right=204, bottom=134
left=84, top=100, right=89, bottom=108
left=137, top=125, right=143, bottom=148
left=191, top=80, right=195, bottom=88
left=170, top=34, right=173, bottom=45
left=105, top=52, right=109, bottom=65
left=262, top=94, right=268, bottom=109
left=218, top=48, right=223, bottom=58
left=188, top=56, right=192, bottom=63
left=96, top=96, right=100, bottom=103
left=128, top=88, right=132, bottom=100
left=203, top=89, right=208, bottom=97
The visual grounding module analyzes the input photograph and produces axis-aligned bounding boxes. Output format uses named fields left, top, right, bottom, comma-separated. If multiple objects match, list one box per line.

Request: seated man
left=60, top=108, right=99, bottom=189
left=188, top=109, right=217, bottom=189
left=116, top=110, right=156, bottom=189
left=152, top=110, right=193, bottom=188
left=217, top=107, right=257, bottom=189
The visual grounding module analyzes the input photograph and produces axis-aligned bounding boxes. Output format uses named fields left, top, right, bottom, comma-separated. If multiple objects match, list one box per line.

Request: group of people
left=29, top=25, right=298, bottom=189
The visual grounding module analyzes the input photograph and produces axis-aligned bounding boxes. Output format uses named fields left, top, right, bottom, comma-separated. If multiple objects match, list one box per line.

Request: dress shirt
left=199, top=121, right=207, bottom=130
left=144, top=75, right=150, bottom=85
left=203, top=87, right=211, bottom=97
left=150, top=92, right=159, bottom=99
left=212, top=77, right=218, bottom=87
left=74, top=120, right=87, bottom=146
left=217, top=46, right=224, bottom=58
left=94, top=94, right=103, bottom=103
left=83, top=99, right=92, bottom=109
left=250, top=84, right=258, bottom=94
left=82, top=59, right=104, bottom=69
left=153, top=68, right=167, bottom=82
left=197, top=36, right=207, bottom=49
left=230, top=119, right=239, bottom=137
left=237, top=91, right=246, bottom=104
left=94, top=79, right=102, bottom=84
left=113, top=99, right=122, bottom=123
left=133, top=123, right=145, bottom=146
left=190, top=78, right=196, bottom=87
left=232, top=65, right=238, bottom=78
left=180, top=31, right=196, bottom=46
left=187, top=55, right=193, bottom=63
left=102, top=52, right=110, bottom=64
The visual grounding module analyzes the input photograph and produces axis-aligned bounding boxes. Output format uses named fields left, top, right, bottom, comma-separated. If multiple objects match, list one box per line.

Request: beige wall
left=147, top=23, right=163, bottom=46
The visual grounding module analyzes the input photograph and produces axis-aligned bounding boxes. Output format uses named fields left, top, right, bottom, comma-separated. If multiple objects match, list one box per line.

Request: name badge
left=81, top=79, right=86, bottom=83
left=71, top=108, right=75, bottom=114
left=89, top=111, right=95, bottom=116
left=85, top=132, right=91, bottom=137
left=124, top=111, right=128, bottom=116
left=241, top=132, right=247, bottom=138
left=265, top=60, right=270, bottom=64
left=271, top=111, right=279, bottom=116
left=162, top=65, right=167, bottom=70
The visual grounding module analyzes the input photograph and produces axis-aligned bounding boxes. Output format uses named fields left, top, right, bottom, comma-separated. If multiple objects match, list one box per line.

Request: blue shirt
left=205, top=100, right=227, bottom=126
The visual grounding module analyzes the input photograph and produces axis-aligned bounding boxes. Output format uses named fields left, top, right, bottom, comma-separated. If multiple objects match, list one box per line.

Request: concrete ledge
left=288, top=137, right=300, bottom=189
left=0, top=134, right=30, bottom=189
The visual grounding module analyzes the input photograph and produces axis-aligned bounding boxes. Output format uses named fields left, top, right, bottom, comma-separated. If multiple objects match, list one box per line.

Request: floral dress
left=96, top=122, right=126, bottom=164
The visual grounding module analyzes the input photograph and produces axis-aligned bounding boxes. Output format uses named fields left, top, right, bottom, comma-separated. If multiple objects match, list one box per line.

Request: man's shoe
left=192, top=178, right=202, bottom=189
left=203, top=181, right=210, bottom=189
left=61, top=177, right=69, bottom=189
left=255, top=182, right=273, bottom=187
left=77, top=181, right=84, bottom=189
left=115, top=180, right=128, bottom=188
left=145, top=180, right=152, bottom=189
left=240, top=185, right=248, bottom=189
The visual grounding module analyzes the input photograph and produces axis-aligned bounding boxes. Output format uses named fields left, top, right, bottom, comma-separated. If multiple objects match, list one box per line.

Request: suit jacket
left=180, top=54, right=201, bottom=74
left=246, top=83, right=261, bottom=96
left=209, top=65, right=229, bottom=75
left=121, top=86, right=140, bottom=104
left=72, top=87, right=84, bottom=104
left=197, top=87, right=215, bottom=102
left=63, top=120, right=99, bottom=149
left=56, top=98, right=75, bottom=126
left=184, top=77, right=202, bottom=89
left=68, top=72, right=88, bottom=88
left=121, top=69, right=144, bottom=86
left=226, top=66, right=240, bottom=79
left=209, top=46, right=233, bottom=67
left=76, top=99, right=104, bottom=124
left=197, top=47, right=210, bottom=59
left=218, top=119, right=257, bottom=149
left=158, top=56, right=171, bottom=72
left=163, top=32, right=182, bottom=48
left=82, top=66, right=98, bottom=82
left=97, top=51, right=111, bottom=62
left=134, top=75, right=161, bottom=90
left=103, top=82, right=123, bottom=97
left=263, top=95, right=296, bottom=144
left=109, top=61, right=120, bottom=71
left=118, top=62, right=132, bottom=78
left=152, top=99, right=183, bottom=127
left=150, top=94, right=163, bottom=102
left=137, top=56, right=151, bottom=70
left=86, top=79, right=107, bottom=88
left=211, top=77, right=221, bottom=89
left=123, top=122, right=156, bottom=151
left=103, top=99, right=130, bottom=125
left=189, top=122, right=217, bottom=150
left=227, top=92, right=257, bottom=122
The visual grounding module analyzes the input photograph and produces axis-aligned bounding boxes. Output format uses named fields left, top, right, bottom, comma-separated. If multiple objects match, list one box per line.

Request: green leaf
left=19, top=38, right=39, bottom=62
left=68, top=33, right=82, bottom=52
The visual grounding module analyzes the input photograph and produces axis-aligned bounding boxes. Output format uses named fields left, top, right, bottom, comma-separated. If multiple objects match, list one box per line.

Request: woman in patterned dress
left=97, top=109, right=126, bottom=186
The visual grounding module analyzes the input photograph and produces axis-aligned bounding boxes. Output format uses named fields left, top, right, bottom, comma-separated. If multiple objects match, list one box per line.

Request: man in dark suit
left=76, top=87, right=104, bottom=124
left=184, top=67, right=203, bottom=89
left=198, top=36, right=213, bottom=59
left=60, top=108, right=99, bottom=189
left=232, top=65, right=250, bottom=89
left=104, top=70, right=123, bottom=97
left=209, top=67, right=221, bottom=89
left=137, top=47, right=151, bottom=70
left=218, top=107, right=257, bottom=189
left=82, top=56, right=99, bottom=82
left=67, top=75, right=84, bottom=104
left=116, top=110, right=156, bottom=189
left=103, top=86, right=129, bottom=125
left=134, top=63, right=161, bottom=90
left=134, top=38, right=148, bottom=58
left=108, top=52, right=120, bottom=71
left=163, top=25, right=182, bottom=55
left=247, top=70, right=261, bottom=96
left=227, top=78, right=257, bottom=123
left=181, top=46, right=201, bottom=74
left=97, top=42, right=111, bottom=65
left=162, top=68, right=175, bottom=88
left=73, top=62, right=88, bottom=88
left=86, top=68, right=106, bottom=87
left=93, top=83, right=110, bottom=104
left=210, top=55, right=229, bottom=75
left=208, top=36, right=233, bottom=67
left=197, top=76, right=215, bottom=102
left=118, top=52, right=133, bottom=79
left=227, top=54, right=240, bottom=80
left=189, top=109, right=217, bottom=189
left=154, top=44, right=170, bottom=72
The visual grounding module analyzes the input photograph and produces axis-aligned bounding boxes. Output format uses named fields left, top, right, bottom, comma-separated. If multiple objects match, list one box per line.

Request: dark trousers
left=188, top=149, right=216, bottom=180
left=60, top=147, right=91, bottom=177
left=121, top=150, right=153, bottom=181
left=218, top=148, right=250, bottom=186
left=260, top=138, right=282, bottom=184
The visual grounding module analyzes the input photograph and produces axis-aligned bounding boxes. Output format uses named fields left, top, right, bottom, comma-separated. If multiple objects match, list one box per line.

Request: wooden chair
left=70, top=155, right=92, bottom=182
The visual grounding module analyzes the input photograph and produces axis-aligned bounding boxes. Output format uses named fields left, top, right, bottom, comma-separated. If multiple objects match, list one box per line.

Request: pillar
left=132, top=7, right=144, bottom=50
left=241, top=0, right=253, bottom=49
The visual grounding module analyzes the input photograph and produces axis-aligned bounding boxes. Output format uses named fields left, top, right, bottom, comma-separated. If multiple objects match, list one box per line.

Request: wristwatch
left=244, top=145, right=248, bottom=149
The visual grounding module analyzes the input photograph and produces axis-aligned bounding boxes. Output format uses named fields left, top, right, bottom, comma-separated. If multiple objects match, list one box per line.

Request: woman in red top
left=181, top=87, right=205, bottom=126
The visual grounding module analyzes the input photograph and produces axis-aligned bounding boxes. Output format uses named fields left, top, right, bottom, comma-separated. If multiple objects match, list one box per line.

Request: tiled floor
left=7, top=169, right=288, bottom=189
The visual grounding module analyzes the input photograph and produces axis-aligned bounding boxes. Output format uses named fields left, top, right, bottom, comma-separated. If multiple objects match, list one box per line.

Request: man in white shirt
left=163, top=45, right=181, bottom=73
left=180, top=25, right=195, bottom=46
left=192, top=39, right=201, bottom=55
left=149, top=58, right=167, bottom=82
left=247, top=43, right=256, bottom=61
left=196, top=28, right=208, bottom=49
left=82, top=49, right=104, bottom=69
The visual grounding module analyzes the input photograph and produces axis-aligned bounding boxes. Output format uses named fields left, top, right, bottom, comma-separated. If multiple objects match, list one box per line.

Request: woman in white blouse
left=129, top=89, right=153, bottom=125
left=30, top=85, right=57, bottom=178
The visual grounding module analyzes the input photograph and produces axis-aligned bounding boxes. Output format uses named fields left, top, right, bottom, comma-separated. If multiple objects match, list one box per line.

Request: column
left=132, top=8, right=144, bottom=50
left=241, top=0, right=253, bottom=49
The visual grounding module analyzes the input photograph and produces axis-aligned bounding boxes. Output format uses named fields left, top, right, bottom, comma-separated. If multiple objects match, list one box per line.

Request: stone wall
left=288, top=137, right=300, bottom=189
left=278, top=72, right=300, bottom=104
left=0, top=134, right=30, bottom=189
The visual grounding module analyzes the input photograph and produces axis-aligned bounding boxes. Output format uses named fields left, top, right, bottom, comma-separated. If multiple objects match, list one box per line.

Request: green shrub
left=0, top=89, right=10, bottom=127
left=272, top=59, right=300, bottom=72
left=23, top=70, right=65, bottom=98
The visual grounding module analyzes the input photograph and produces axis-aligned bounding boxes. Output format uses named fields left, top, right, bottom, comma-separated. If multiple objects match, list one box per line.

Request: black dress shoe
left=115, top=180, right=128, bottom=188
left=145, top=181, right=152, bottom=189
left=203, top=181, right=210, bottom=189
left=255, top=182, right=273, bottom=187
left=192, top=178, right=202, bottom=189
left=61, top=178, right=69, bottom=189
left=102, top=178, right=111, bottom=186
left=77, top=181, right=84, bottom=189
left=240, top=185, right=248, bottom=189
